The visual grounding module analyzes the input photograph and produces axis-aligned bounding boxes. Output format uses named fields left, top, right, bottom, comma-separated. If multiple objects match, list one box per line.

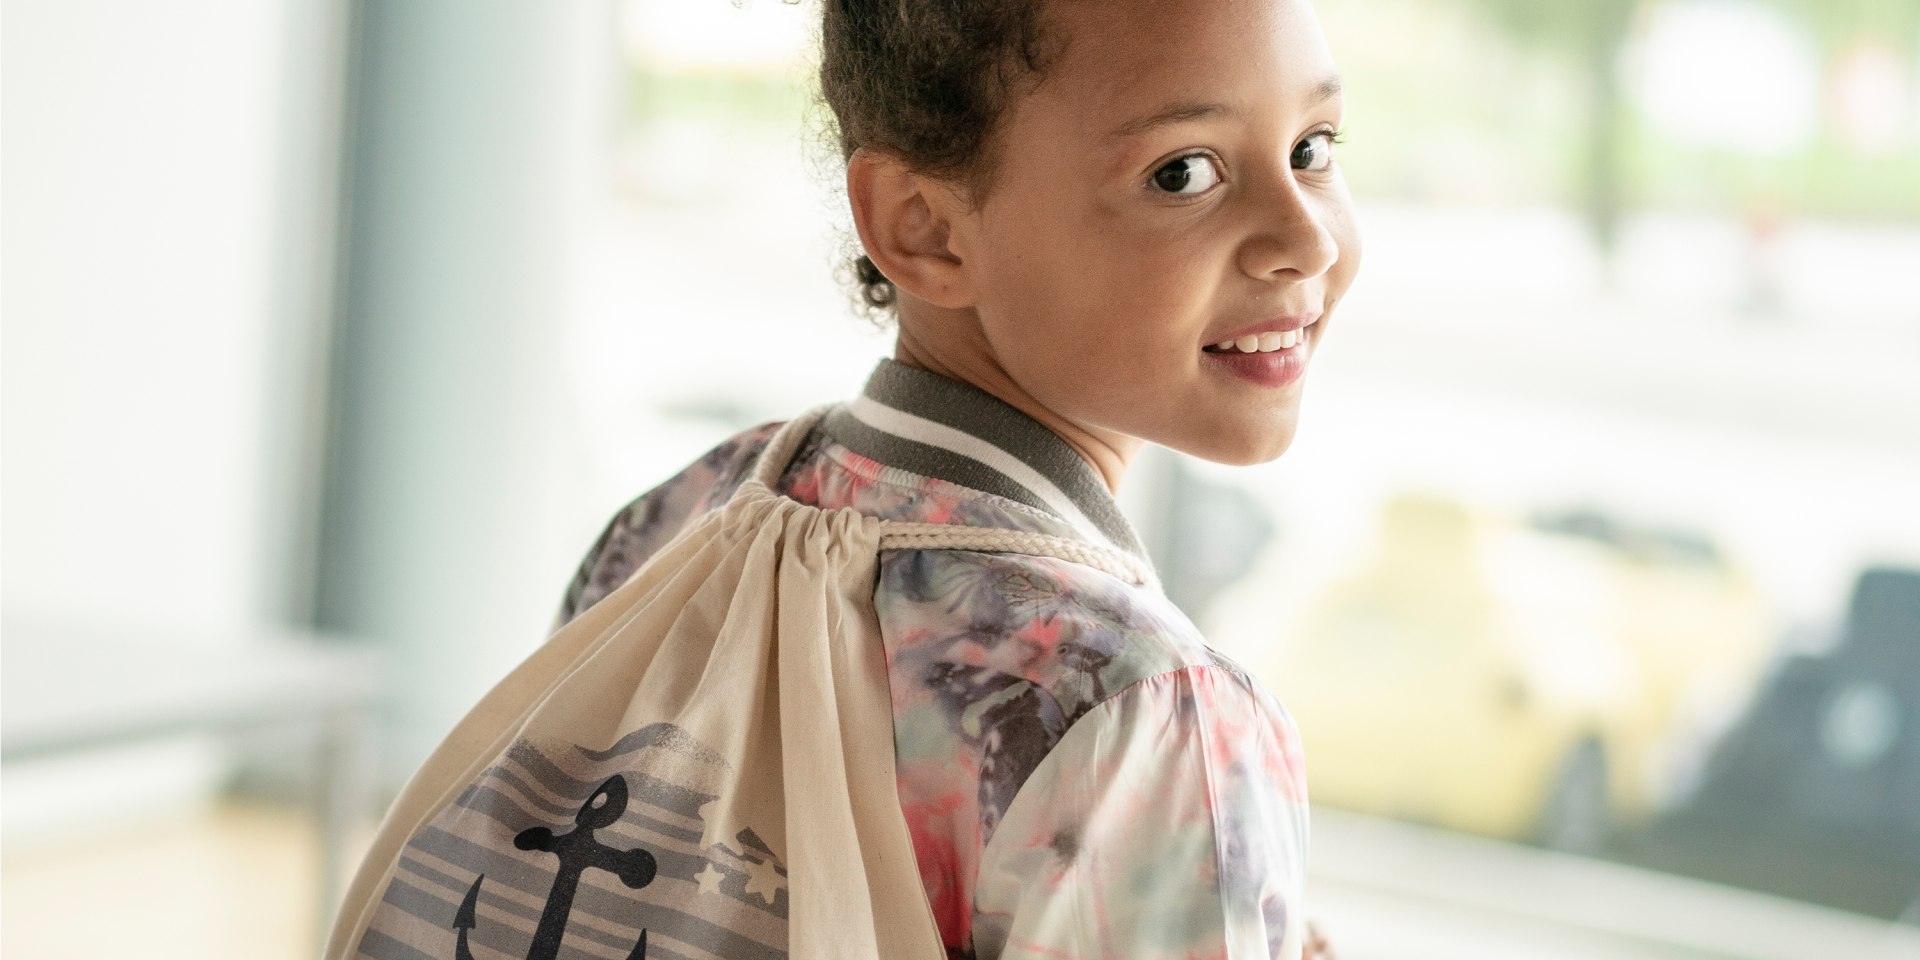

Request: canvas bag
left=324, top=407, right=1156, bottom=960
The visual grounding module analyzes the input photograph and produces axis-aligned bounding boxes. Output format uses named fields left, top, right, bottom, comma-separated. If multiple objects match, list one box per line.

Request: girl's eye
left=1292, top=131, right=1341, bottom=172
left=1151, top=154, right=1222, bottom=196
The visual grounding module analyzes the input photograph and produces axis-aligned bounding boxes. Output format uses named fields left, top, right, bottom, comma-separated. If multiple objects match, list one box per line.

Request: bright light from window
left=1831, top=39, right=1913, bottom=154
left=1630, top=0, right=1819, bottom=155
left=619, top=0, right=816, bottom=73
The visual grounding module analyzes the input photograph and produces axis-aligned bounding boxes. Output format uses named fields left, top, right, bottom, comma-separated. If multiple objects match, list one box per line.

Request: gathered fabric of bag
left=323, top=408, right=1154, bottom=960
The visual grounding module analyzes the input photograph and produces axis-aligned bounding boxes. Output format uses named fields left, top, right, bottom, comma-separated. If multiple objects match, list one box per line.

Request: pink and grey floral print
left=554, top=361, right=1313, bottom=959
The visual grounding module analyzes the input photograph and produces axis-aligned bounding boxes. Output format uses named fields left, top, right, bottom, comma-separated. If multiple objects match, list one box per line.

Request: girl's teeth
left=1213, top=329, right=1304, bottom=353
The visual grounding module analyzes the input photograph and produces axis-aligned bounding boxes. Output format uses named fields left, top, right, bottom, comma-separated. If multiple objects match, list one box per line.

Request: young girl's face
left=943, top=0, right=1360, bottom=468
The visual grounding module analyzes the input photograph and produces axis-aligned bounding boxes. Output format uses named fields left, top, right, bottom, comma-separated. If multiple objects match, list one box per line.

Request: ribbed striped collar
left=821, top=359, right=1151, bottom=561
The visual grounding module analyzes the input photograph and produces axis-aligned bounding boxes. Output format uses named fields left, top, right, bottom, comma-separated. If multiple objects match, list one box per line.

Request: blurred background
left=3, top=0, right=1917, bottom=957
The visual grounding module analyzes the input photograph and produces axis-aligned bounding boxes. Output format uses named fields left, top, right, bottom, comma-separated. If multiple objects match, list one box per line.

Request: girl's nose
left=1236, top=175, right=1341, bottom=283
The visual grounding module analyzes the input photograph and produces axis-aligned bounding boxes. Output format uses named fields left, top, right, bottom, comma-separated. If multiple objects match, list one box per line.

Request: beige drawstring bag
left=324, top=408, right=1154, bottom=960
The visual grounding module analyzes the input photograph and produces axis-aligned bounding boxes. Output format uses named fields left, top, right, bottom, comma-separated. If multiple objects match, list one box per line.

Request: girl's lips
left=1201, top=325, right=1312, bottom=388
left=1202, top=313, right=1323, bottom=348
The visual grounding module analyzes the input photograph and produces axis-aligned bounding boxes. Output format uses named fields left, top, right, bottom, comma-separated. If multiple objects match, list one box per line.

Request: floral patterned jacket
left=555, top=359, right=1313, bottom=960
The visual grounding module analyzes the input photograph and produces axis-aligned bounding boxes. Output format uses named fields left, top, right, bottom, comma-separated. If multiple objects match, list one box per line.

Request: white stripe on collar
left=845, top=394, right=1112, bottom=546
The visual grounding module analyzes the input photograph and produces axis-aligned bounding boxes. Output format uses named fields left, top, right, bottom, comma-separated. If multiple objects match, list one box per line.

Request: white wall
left=2, top=0, right=353, bottom=842
left=3, top=0, right=345, bottom=641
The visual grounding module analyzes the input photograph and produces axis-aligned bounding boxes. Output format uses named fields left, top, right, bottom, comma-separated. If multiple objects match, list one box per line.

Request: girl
left=557, top=0, right=1360, bottom=956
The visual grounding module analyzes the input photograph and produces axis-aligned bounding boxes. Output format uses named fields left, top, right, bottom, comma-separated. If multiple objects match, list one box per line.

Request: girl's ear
left=846, top=148, right=975, bottom=309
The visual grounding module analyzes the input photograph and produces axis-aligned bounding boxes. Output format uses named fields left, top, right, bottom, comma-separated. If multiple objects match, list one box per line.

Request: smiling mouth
left=1203, top=327, right=1309, bottom=354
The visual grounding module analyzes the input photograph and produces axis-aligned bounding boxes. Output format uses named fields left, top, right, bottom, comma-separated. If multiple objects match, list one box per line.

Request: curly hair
left=816, top=0, right=1064, bottom=313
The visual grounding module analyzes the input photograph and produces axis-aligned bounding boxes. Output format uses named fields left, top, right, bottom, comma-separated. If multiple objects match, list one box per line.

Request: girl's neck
left=891, top=310, right=1140, bottom=495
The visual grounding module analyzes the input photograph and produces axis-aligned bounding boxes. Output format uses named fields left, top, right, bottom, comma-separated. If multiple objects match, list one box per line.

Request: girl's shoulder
left=874, top=543, right=1310, bottom=954
left=874, top=542, right=1291, bottom=836
left=555, top=419, right=784, bottom=628
left=876, top=545, right=1240, bottom=706
left=557, top=411, right=1102, bottom=629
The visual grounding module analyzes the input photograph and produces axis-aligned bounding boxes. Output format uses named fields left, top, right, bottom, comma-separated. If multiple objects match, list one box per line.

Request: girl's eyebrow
left=1102, top=74, right=1344, bottom=142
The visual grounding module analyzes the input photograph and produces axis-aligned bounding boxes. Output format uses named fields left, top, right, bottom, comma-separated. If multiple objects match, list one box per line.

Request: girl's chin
left=1161, top=414, right=1301, bottom=467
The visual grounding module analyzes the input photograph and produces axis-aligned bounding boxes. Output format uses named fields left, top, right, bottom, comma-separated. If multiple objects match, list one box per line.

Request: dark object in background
left=1153, top=458, right=1275, bottom=621
left=1530, top=505, right=1723, bottom=568
left=1631, top=565, right=1920, bottom=921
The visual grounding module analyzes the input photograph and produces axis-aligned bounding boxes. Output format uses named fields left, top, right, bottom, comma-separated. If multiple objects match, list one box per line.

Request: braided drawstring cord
left=742, top=406, right=1159, bottom=588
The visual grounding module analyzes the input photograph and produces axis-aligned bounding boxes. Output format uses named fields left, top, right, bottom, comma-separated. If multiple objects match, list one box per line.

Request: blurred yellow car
left=1216, top=493, right=1776, bottom=852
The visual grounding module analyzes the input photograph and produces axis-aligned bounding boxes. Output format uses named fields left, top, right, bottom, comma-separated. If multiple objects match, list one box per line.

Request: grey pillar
left=316, top=0, right=615, bottom=787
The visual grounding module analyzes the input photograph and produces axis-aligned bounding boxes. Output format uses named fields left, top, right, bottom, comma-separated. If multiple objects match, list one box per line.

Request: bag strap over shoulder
left=875, top=523, right=1157, bottom=588
left=744, top=406, right=1159, bottom=588
left=748, top=405, right=833, bottom=490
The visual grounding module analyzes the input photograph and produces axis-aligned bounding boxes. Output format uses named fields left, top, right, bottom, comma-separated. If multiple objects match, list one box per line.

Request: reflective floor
left=6, top=798, right=1915, bottom=960
left=1, top=799, right=369, bottom=960
left=1306, top=808, right=1920, bottom=960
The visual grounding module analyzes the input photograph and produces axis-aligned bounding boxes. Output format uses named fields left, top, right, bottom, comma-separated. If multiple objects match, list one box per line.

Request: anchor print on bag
left=355, top=723, right=792, bottom=960
left=455, top=775, right=658, bottom=960
left=512, top=775, right=657, bottom=960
